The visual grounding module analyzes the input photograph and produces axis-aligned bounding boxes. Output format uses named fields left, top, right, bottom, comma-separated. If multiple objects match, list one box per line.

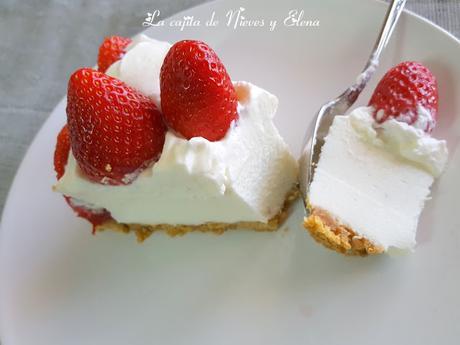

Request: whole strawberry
left=369, top=61, right=438, bottom=132
left=160, top=40, right=238, bottom=141
left=54, top=125, right=112, bottom=228
left=97, top=35, right=132, bottom=73
left=67, top=68, right=166, bottom=185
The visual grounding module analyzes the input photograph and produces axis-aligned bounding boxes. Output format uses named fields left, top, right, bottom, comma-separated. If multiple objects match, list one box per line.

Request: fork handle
left=350, top=0, right=407, bottom=97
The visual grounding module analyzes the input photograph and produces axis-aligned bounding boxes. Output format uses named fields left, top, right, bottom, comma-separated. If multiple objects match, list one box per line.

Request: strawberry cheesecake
left=304, top=62, right=448, bottom=255
left=53, top=34, right=298, bottom=241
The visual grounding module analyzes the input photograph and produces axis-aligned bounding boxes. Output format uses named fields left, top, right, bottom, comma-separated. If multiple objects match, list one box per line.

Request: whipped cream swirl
left=349, top=106, right=448, bottom=177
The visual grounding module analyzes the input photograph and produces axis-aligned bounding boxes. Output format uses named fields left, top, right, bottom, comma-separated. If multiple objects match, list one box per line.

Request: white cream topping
left=349, top=106, right=448, bottom=177
left=411, top=104, right=436, bottom=132
left=374, top=104, right=436, bottom=132
left=309, top=106, right=448, bottom=251
left=105, top=34, right=171, bottom=108
left=55, top=82, right=298, bottom=225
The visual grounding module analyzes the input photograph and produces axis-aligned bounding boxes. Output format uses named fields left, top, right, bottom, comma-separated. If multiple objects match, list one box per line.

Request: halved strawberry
left=369, top=61, right=438, bottom=132
left=67, top=68, right=166, bottom=185
left=53, top=125, right=112, bottom=228
left=97, top=35, right=132, bottom=73
left=160, top=40, right=238, bottom=141
left=54, top=125, right=70, bottom=179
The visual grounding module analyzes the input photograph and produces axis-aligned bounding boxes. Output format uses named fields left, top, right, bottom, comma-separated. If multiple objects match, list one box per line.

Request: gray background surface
left=0, top=0, right=459, bottom=215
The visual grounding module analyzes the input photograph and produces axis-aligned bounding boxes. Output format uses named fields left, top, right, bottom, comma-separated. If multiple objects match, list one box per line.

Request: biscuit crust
left=95, top=187, right=299, bottom=242
left=304, top=207, right=384, bottom=256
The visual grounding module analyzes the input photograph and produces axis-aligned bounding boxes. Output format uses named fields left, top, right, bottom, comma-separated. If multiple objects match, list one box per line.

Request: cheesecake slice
left=304, top=62, right=448, bottom=255
left=53, top=35, right=298, bottom=241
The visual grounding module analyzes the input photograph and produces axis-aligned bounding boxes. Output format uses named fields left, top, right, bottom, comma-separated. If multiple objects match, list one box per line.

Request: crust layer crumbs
left=95, top=186, right=299, bottom=242
left=304, top=207, right=384, bottom=256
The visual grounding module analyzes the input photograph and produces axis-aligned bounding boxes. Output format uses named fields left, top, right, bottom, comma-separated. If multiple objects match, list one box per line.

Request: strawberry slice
left=67, top=68, right=166, bottom=185
left=97, top=35, right=132, bottom=73
left=160, top=40, right=238, bottom=141
left=369, top=61, right=438, bottom=132
left=64, top=196, right=112, bottom=232
left=54, top=125, right=112, bottom=228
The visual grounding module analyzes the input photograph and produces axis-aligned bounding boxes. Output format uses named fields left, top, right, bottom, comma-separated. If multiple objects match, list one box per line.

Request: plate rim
left=1, top=0, right=459, bottom=228
left=1, top=0, right=460, bottom=343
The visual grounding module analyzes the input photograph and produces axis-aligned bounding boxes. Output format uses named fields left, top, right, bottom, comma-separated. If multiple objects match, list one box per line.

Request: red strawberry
left=97, top=35, right=132, bottom=73
left=160, top=40, right=238, bottom=141
left=67, top=68, right=166, bottom=185
left=65, top=196, right=112, bottom=232
left=53, top=125, right=113, bottom=228
left=54, top=125, right=71, bottom=179
left=369, top=61, right=438, bottom=132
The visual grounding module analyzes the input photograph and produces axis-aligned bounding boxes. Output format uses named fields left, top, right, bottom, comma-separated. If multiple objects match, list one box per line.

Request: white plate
left=1, top=0, right=460, bottom=344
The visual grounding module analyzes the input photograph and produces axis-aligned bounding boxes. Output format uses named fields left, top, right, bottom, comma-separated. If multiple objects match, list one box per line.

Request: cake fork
left=299, top=0, right=407, bottom=207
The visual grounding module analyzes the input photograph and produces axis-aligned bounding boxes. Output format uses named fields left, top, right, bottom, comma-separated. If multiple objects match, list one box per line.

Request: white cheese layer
left=309, top=106, right=447, bottom=251
left=55, top=82, right=298, bottom=225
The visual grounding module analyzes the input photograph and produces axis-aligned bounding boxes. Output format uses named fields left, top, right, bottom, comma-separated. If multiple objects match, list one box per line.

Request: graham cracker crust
left=304, top=207, right=384, bottom=256
left=95, top=186, right=299, bottom=242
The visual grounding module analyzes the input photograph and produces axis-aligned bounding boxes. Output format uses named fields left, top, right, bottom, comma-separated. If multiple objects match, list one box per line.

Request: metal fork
left=299, top=0, right=407, bottom=208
